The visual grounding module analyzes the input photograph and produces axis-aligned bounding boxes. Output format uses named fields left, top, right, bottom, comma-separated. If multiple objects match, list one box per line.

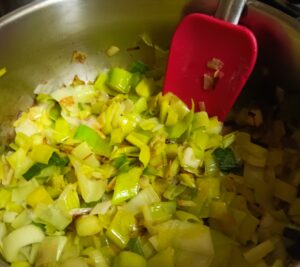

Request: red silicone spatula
left=163, top=0, right=257, bottom=121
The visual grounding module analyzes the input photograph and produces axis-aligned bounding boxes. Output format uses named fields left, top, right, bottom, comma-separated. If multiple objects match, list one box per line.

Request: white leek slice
left=3, top=224, right=45, bottom=262
left=71, top=157, right=107, bottom=203
left=123, top=186, right=160, bottom=215
left=51, top=85, right=96, bottom=104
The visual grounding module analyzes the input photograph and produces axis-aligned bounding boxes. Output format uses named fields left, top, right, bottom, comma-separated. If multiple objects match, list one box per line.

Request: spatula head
left=163, top=13, right=257, bottom=121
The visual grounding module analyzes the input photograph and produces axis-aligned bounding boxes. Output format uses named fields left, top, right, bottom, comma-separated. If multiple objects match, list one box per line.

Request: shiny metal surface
left=215, top=0, right=247, bottom=24
left=0, top=4, right=298, bottom=116
left=0, top=0, right=35, bottom=15
left=0, top=0, right=187, bottom=143
left=262, top=0, right=300, bottom=18
left=0, top=0, right=299, bottom=131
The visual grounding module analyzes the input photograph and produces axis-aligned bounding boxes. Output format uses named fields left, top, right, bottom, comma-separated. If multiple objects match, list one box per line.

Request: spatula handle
left=215, top=0, right=247, bottom=25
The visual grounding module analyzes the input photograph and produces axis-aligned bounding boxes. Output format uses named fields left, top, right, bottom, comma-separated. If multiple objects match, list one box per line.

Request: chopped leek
left=112, top=167, right=143, bottom=205
left=243, top=239, right=275, bottom=265
left=71, top=157, right=107, bottom=203
left=135, top=78, right=155, bottom=98
left=106, top=209, right=136, bottom=249
left=23, top=152, right=68, bottom=180
left=145, top=201, right=176, bottom=224
left=48, top=152, right=69, bottom=167
left=0, top=67, right=7, bottom=78
left=0, top=189, right=11, bottom=209
left=213, top=147, right=240, bottom=173
left=94, top=72, right=117, bottom=96
left=29, top=144, right=55, bottom=164
left=11, top=179, right=39, bottom=204
left=147, top=247, right=175, bottom=267
left=56, top=184, right=80, bottom=211
left=126, top=237, right=144, bottom=256
left=26, top=186, right=53, bottom=208
left=7, top=148, right=34, bottom=178
left=106, top=46, right=120, bottom=57
left=2, top=224, right=45, bottom=262
left=130, top=60, right=149, bottom=74
left=74, top=124, right=111, bottom=157
left=107, top=68, right=133, bottom=94
left=35, top=236, right=67, bottom=266
left=11, top=262, right=30, bottom=267
left=123, top=186, right=160, bottom=215
left=75, top=215, right=102, bottom=236
left=23, top=163, right=47, bottom=180
left=34, top=203, right=72, bottom=231
left=0, top=64, right=297, bottom=267
left=113, top=251, right=146, bottom=267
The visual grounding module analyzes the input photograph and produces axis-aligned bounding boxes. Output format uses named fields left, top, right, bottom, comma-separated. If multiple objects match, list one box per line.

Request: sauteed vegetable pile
left=0, top=59, right=299, bottom=267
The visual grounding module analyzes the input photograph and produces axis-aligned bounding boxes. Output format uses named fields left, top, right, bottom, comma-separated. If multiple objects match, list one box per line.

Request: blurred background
left=0, top=0, right=299, bottom=19
left=0, top=0, right=35, bottom=16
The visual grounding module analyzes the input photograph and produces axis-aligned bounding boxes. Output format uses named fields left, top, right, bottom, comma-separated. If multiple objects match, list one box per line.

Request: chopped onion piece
left=106, top=46, right=120, bottom=57
left=207, top=58, right=224, bottom=70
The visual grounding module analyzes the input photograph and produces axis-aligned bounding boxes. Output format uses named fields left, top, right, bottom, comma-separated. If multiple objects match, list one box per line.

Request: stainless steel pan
left=0, top=0, right=299, bottom=266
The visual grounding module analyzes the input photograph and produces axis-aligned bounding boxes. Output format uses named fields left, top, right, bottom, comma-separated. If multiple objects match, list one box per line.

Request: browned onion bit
left=203, top=57, right=224, bottom=90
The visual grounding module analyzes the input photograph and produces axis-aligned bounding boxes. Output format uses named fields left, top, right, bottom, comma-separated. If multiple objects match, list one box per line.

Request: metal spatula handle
left=215, top=0, right=247, bottom=24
